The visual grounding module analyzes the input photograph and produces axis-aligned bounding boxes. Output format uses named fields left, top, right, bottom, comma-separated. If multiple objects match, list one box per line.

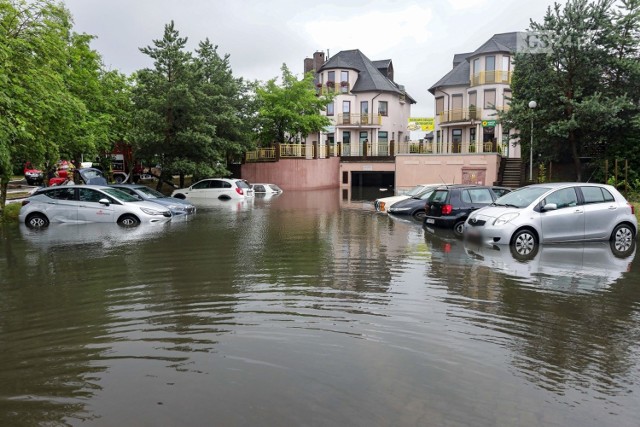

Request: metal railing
left=280, top=144, right=314, bottom=158
left=335, top=114, right=382, bottom=126
left=245, top=147, right=276, bottom=162
left=437, top=108, right=482, bottom=123
left=470, top=71, right=512, bottom=86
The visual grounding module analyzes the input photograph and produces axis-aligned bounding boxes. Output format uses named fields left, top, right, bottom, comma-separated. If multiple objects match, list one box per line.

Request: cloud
left=447, top=0, right=489, bottom=10
left=304, top=5, right=432, bottom=56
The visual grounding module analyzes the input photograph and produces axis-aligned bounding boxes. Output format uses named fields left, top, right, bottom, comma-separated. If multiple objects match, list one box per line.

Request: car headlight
left=167, top=204, right=184, bottom=211
left=140, top=207, right=166, bottom=216
left=493, top=212, right=520, bottom=226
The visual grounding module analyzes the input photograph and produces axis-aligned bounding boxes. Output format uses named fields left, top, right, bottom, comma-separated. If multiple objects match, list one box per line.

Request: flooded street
left=1, top=189, right=640, bottom=426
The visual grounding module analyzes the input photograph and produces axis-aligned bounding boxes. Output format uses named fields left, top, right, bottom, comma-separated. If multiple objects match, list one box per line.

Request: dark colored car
left=423, top=185, right=511, bottom=236
left=387, top=186, right=438, bottom=220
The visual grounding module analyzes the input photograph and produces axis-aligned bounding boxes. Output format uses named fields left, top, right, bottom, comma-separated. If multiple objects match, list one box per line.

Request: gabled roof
left=319, top=49, right=416, bottom=103
left=428, top=32, right=524, bottom=94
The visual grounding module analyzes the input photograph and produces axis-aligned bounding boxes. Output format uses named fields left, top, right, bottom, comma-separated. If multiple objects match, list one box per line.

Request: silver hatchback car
left=19, top=185, right=172, bottom=227
left=464, top=183, right=637, bottom=256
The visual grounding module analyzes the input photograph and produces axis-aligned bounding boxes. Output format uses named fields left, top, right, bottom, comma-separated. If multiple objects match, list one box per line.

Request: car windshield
left=268, top=185, right=282, bottom=192
left=493, top=186, right=551, bottom=208
left=429, top=190, right=449, bottom=204
left=405, top=185, right=426, bottom=197
left=236, top=180, right=251, bottom=189
left=418, top=190, right=435, bottom=200
left=102, top=187, right=140, bottom=202
left=135, top=186, right=166, bottom=199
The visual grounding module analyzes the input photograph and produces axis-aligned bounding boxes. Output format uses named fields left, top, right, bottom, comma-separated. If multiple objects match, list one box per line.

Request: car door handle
left=608, top=206, right=617, bottom=210
left=574, top=209, right=583, bottom=214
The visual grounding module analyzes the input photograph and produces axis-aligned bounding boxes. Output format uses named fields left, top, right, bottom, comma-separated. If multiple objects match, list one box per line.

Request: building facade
left=429, top=32, right=523, bottom=159
left=306, top=50, right=415, bottom=158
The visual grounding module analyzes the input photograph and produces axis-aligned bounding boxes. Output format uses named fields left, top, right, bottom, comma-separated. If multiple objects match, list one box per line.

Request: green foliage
left=501, top=0, right=640, bottom=181
left=131, top=22, right=253, bottom=188
left=537, top=163, right=547, bottom=183
left=0, top=0, right=133, bottom=208
left=256, top=64, right=333, bottom=144
left=0, top=202, right=21, bottom=223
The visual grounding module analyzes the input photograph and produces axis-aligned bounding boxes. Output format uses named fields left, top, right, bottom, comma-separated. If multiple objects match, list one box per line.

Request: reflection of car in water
left=19, top=222, right=169, bottom=250
left=463, top=240, right=636, bottom=291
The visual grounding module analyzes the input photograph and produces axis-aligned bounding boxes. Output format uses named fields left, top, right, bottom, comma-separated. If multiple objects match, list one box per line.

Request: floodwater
left=1, top=189, right=639, bottom=427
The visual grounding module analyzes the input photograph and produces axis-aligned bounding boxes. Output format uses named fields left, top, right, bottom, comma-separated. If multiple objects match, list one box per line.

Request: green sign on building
left=481, top=120, right=497, bottom=128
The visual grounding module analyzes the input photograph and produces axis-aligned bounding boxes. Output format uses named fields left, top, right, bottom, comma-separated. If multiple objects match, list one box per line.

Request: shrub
left=0, top=203, right=21, bottom=223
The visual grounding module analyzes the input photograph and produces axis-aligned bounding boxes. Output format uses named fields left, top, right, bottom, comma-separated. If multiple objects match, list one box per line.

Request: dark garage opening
left=350, top=172, right=395, bottom=201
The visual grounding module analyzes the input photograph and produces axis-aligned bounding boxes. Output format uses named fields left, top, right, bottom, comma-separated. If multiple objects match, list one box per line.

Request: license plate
left=426, top=218, right=435, bottom=224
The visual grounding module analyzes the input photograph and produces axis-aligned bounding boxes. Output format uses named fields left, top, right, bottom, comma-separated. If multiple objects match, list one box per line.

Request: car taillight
left=441, top=204, right=453, bottom=215
left=629, top=203, right=635, bottom=215
left=21, top=200, right=30, bottom=206
left=235, top=187, right=244, bottom=195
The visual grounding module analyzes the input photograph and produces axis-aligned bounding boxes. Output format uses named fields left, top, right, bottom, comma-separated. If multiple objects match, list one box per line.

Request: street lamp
left=528, top=100, right=537, bottom=181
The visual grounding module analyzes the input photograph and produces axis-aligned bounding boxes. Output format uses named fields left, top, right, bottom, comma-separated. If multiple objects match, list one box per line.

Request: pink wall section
left=395, top=154, right=501, bottom=190
left=241, top=157, right=340, bottom=191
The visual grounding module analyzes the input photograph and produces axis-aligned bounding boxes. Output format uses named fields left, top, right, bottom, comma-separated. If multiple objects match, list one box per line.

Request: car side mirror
left=99, top=198, right=111, bottom=206
left=542, top=203, right=557, bottom=211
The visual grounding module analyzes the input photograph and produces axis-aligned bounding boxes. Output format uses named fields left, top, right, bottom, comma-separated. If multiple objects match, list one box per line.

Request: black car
left=387, top=187, right=438, bottom=220
left=423, top=185, right=511, bottom=236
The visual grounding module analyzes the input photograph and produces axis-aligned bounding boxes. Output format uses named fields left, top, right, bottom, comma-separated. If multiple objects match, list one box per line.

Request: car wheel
left=412, top=210, right=426, bottom=221
left=511, top=229, right=538, bottom=258
left=453, top=220, right=466, bottom=237
left=218, top=194, right=231, bottom=201
left=114, top=174, right=125, bottom=184
left=118, top=214, right=140, bottom=227
left=26, top=213, right=49, bottom=228
left=611, top=223, right=635, bottom=253
left=173, top=193, right=186, bottom=199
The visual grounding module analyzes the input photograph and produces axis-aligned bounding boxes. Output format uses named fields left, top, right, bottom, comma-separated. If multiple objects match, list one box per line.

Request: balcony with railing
left=470, top=71, right=512, bottom=86
left=317, top=81, right=350, bottom=95
left=437, top=108, right=482, bottom=124
left=335, top=113, right=383, bottom=126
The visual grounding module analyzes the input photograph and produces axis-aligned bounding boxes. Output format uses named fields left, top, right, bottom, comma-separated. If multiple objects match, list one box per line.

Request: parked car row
left=379, top=182, right=637, bottom=256
left=18, top=178, right=283, bottom=228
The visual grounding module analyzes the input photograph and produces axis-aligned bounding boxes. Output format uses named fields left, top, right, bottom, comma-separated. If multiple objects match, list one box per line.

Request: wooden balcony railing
left=470, top=71, right=512, bottom=86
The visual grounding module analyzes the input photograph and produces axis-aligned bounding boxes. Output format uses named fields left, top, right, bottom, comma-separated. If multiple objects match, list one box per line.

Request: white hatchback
left=171, top=178, right=254, bottom=201
left=19, top=185, right=172, bottom=227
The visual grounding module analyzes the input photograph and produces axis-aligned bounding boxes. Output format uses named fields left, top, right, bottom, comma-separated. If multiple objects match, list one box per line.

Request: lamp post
left=528, top=100, right=537, bottom=181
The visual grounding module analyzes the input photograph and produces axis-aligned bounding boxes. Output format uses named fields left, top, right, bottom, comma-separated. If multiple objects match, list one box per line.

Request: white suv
left=171, top=178, right=254, bottom=201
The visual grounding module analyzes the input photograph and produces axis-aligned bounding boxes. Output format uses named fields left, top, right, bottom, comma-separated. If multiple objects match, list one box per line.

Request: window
left=469, top=91, right=477, bottom=109
left=484, top=89, right=496, bottom=109
left=544, top=188, right=578, bottom=209
left=502, top=56, right=510, bottom=72
left=360, top=131, right=368, bottom=143
left=193, top=180, right=211, bottom=189
left=503, top=90, right=512, bottom=107
left=581, top=186, right=614, bottom=204
left=436, top=97, right=444, bottom=115
left=78, top=188, right=104, bottom=203
left=46, top=188, right=75, bottom=201
left=327, top=102, right=334, bottom=116
left=327, top=71, right=335, bottom=83
left=452, top=129, right=462, bottom=143
left=473, top=58, right=480, bottom=75
left=470, top=128, right=476, bottom=143
left=378, top=101, right=388, bottom=116
left=378, top=131, right=388, bottom=143
left=485, top=55, right=495, bottom=83
left=464, top=188, right=493, bottom=204
left=327, top=133, right=334, bottom=144
left=341, top=70, right=348, bottom=82
left=343, top=131, right=351, bottom=144
left=343, top=101, right=351, bottom=124
left=360, top=101, right=368, bottom=114
left=253, top=185, right=265, bottom=192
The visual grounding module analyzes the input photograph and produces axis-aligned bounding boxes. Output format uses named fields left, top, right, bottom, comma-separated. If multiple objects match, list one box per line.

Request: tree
left=0, top=0, right=75, bottom=209
left=502, top=0, right=638, bottom=181
left=131, top=22, right=252, bottom=189
left=256, top=64, right=333, bottom=145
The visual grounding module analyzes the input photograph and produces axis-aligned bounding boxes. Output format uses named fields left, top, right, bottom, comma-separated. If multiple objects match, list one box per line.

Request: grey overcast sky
left=62, top=0, right=566, bottom=117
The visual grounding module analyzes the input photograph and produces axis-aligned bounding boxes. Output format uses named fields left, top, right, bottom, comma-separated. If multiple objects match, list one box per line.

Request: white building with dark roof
left=307, top=49, right=416, bottom=157
left=429, top=32, right=523, bottom=159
